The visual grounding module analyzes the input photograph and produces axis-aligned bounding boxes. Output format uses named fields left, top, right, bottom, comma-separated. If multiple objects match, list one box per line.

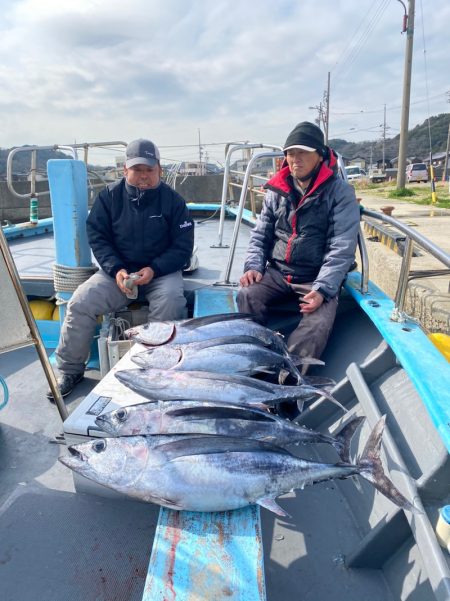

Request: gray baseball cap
left=125, top=139, right=161, bottom=168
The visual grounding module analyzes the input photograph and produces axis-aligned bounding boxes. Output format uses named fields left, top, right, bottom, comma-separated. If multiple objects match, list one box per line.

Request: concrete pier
left=357, top=193, right=450, bottom=334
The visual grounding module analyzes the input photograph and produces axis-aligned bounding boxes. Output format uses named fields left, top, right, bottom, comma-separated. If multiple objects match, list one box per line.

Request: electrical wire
left=332, top=0, right=391, bottom=88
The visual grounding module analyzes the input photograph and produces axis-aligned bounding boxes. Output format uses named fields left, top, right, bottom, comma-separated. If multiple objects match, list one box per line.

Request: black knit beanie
left=283, top=122, right=325, bottom=155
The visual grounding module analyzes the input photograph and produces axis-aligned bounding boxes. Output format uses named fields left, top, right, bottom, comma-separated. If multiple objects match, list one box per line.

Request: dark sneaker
left=47, top=373, right=84, bottom=402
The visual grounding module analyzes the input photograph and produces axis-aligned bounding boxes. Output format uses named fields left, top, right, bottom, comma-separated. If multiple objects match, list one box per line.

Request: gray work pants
left=55, top=269, right=187, bottom=375
left=236, top=266, right=338, bottom=361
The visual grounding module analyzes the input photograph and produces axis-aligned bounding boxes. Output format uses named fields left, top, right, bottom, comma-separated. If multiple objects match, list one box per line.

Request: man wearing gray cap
left=237, top=122, right=359, bottom=369
left=48, top=138, right=194, bottom=400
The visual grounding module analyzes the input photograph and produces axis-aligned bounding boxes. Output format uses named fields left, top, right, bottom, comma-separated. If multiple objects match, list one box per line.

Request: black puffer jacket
left=86, top=178, right=194, bottom=278
left=243, top=150, right=360, bottom=300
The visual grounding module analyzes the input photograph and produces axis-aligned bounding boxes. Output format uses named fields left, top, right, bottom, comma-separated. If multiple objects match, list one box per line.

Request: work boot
left=46, top=373, right=84, bottom=402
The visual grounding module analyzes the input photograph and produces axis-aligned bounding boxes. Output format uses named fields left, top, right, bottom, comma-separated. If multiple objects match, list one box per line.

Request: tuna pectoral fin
left=290, top=355, right=325, bottom=366
left=358, top=416, right=419, bottom=513
left=303, top=376, right=336, bottom=388
left=257, top=497, right=291, bottom=517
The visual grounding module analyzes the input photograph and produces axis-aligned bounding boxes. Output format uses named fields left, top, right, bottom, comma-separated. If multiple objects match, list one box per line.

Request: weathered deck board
left=142, top=287, right=266, bottom=601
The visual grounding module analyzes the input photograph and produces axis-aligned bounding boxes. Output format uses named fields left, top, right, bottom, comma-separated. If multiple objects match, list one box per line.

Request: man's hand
left=240, top=270, right=263, bottom=287
left=115, top=267, right=155, bottom=294
left=115, top=269, right=130, bottom=294
left=299, top=290, right=324, bottom=314
left=134, top=266, right=155, bottom=286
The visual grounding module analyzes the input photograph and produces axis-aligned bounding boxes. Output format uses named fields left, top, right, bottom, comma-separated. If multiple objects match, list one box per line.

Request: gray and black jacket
left=243, top=150, right=360, bottom=300
left=86, top=178, right=194, bottom=279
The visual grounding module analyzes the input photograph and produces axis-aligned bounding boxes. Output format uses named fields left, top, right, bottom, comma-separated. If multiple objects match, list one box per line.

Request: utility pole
left=443, top=121, right=450, bottom=183
left=198, top=128, right=204, bottom=175
left=309, top=72, right=331, bottom=142
left=309, top=103, right=323, bottom=129
left=442, top=94, right=450, bottom=182
left=382, top=104, right=387, bottom=170
left=396, top=0, right=415, bottom=189
left=325, top=72, right=331, bottom=144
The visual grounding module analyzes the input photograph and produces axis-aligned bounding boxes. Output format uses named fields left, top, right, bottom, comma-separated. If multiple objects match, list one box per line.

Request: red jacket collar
left=265, top=149, right=337, bottom=197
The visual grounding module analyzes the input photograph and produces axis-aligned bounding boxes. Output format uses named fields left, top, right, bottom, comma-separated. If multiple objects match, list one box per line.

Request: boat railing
left=215, top=149, right=283, bottom=285
left=6, top=141, right=127, bottom=223
left=213, top=143, right=283, bottom=249
left=216, top=148, right=355, bottom=286
left=215, top=150, right=450, bottom=325
left=361, top=208, right=450, bottom=322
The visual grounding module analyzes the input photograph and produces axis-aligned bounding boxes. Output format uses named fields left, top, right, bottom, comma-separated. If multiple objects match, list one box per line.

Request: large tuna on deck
left=95, top=400, right=363, bottom=462
left=129, top=335, right=322, bottom=382
left=60, top=416, right=416, bottom=515
left=125, top=312, right=290, bottom=354
left=114, top=368, right=345, bottom=412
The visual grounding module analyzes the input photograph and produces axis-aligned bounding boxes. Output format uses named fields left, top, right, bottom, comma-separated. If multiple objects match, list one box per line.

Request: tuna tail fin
left=331, top=416, right=365, bottom=463
left=357, top=416, right=419, bottom=513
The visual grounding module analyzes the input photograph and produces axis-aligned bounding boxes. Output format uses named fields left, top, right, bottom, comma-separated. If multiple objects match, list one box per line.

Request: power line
left=332, top=0, right=391, bottom=87
left=331, top=91, right=448, bottom=116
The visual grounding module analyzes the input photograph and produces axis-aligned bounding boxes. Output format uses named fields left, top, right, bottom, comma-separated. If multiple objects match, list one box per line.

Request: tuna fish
left=114, top=368, right=346, bottom=412
left=59, top=416, right=416, bottom=515
left=129, top=335, right=318, bottom=382
left=95, top=400, right=363, bottom=462
left=125, top=313, right=290, bottom=354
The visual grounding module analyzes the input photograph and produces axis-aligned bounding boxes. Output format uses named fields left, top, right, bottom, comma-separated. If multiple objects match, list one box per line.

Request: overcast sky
left=0, top=0, right=449, bottom=165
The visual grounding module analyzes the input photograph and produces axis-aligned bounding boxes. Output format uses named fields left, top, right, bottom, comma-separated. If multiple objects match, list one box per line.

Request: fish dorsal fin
left=167, top=404, right=278, bottom=423
left=154, top=435, right=292, bottom=459
left=180, top=313, right=253, bottom=330
left=184, top=335, right=270, bottom=351
left=257, top=497, right=291, bottom=517
left=182, top=370, right=279, bottom=394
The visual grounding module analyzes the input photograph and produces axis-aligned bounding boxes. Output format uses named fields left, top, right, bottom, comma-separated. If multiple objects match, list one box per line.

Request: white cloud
left=0, top=0, right=448, bottom=164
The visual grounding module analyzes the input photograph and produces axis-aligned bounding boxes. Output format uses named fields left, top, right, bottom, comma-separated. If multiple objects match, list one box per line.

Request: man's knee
left=149, top=293, right=187, bottom=320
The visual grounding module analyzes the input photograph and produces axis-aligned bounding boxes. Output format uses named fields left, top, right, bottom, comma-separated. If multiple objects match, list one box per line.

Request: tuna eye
left=116, top=409, right=127, bottom=422
left=93, top=439, right=106, bottom=453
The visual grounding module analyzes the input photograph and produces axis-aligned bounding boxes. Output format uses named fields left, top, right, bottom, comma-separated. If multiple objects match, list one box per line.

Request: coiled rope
left=0, top=375, right=9, bottom=411
left=110, top=317, right=132, bottom=340
left=52, top=263, right=98, bottom=296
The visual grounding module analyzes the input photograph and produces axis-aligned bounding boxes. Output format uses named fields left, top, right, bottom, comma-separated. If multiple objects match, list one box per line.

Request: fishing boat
left=1, top=141, right=450, bottom=601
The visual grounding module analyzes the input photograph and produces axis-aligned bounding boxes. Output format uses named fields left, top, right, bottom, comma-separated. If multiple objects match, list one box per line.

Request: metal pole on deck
left=0, top=228, right=68, bottom=420
left=216, top=150, right=283, bottom=286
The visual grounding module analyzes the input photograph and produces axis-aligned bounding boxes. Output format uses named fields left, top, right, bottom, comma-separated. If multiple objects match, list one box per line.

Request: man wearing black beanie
left=237, top=121, right=360, bottom=367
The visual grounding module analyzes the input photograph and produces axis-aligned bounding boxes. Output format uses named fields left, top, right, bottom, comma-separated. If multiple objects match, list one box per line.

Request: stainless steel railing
left=6, top=141, right=127, bottom=223
left=214, top=149, right=450, bottom=324
left=361, top=208, right=450, bottom=321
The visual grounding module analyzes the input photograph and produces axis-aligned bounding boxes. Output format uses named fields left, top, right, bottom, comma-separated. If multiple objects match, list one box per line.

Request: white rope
left=109, top=316, right=132, bottom=341
left=52, top=263, right=98, bottom=293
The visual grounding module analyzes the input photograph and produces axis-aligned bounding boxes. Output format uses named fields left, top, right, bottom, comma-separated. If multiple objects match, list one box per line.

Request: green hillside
left=330, top=113, right=450, bottom=163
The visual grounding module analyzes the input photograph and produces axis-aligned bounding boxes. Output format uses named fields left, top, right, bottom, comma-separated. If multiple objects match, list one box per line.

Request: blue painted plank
left=144, top=507, right=265, bottom=601
left=226, top=206, right=257, bottom=227
left=345, top=271, right=450, bottom=453
left=193, top=286, right=238, bottom=316
left=142, top=287, right=266, bottom=601
left=3, top=218, right=54, bottom=240
left=187, top=203, right=222, bottom=212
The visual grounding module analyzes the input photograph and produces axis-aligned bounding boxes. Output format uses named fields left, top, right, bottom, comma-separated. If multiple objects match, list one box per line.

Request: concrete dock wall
left=0, top=181, right=51, bottom=223
left=1, top=175, right=227, bottom=223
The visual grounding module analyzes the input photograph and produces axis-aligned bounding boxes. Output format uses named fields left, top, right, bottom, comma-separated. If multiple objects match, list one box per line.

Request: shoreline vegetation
left=352, top=179, right=450, bottom=209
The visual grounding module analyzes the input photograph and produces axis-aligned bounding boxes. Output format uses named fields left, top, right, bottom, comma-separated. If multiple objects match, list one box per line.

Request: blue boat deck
left=2, top=206, right=450, bottom=600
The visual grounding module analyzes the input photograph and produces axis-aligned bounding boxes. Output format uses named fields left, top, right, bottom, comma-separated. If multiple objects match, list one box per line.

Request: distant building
left=423, top=151, right=450, bottom=167
left=347, top=156, right=367, bottom=170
